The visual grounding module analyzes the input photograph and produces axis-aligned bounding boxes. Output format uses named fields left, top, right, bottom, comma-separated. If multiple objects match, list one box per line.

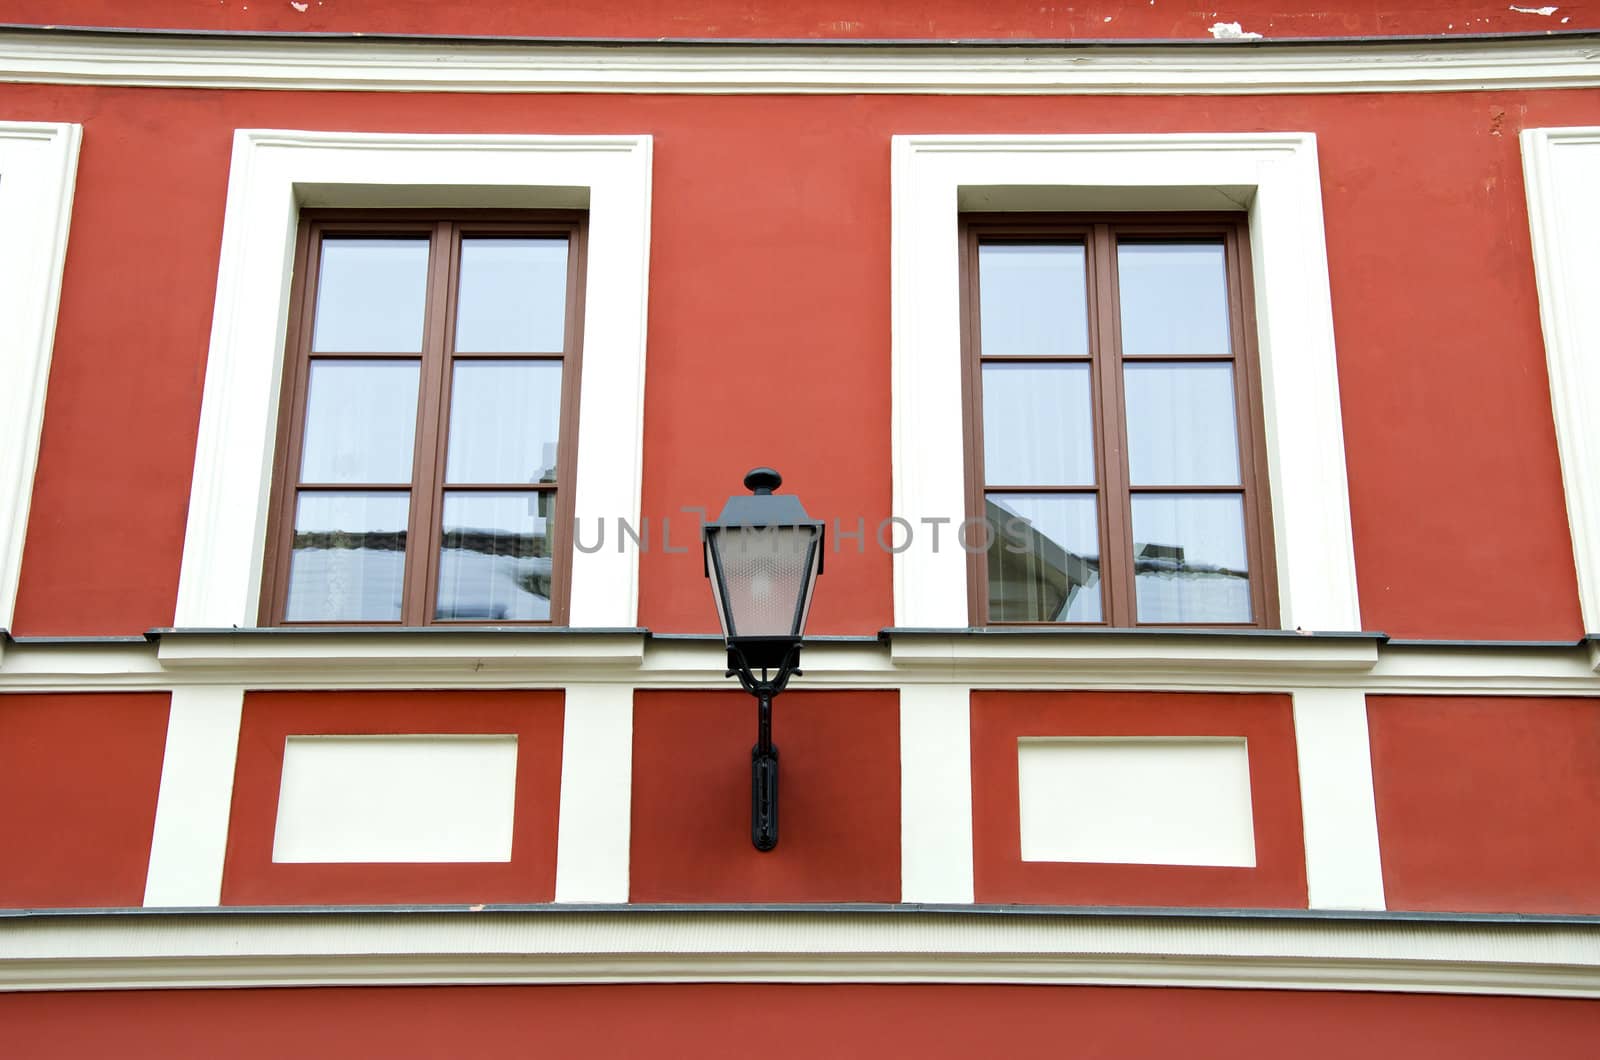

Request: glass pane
left=445, top=361, right=563, bottom=484
left=455, top=238, right=569, bottom=353
left=285, top=492, right=409, bottom=622
left=983, top=364, right=1095, bottom=487
left=299, top=360, right=421, bottom=484
left=435, top=492, right=554, bottom=621
left=312, top=238, right=429, bottom=353
left=1117, top=243, right=1231, bottom=357
left=986, top=494, right=1102, bottom=622
left=978, top=244, right=1089, bottom=357
left=1132, top=493, right=1251, bottom=623
left=709, top=526, right=819, bottom=638
left=1124, top=362, right=1241, bottom=486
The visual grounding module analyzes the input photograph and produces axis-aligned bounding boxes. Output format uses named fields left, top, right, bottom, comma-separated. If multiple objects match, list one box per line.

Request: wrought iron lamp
left=702, top=467, right=825, bottom=851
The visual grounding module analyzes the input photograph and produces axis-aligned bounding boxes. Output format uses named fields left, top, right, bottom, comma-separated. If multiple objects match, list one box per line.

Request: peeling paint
left=1209, top=21, right=1263, bottom=40
left=290, top=0, right=307, bottom=9
left=1508, top=5, right=1559, bottom=15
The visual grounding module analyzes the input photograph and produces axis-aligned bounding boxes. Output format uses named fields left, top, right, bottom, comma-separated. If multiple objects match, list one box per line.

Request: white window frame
left=890, top=132, right=1360, bottom=632
left=0, top=120, right=81, bottom=633
left=176, top=129, right=652, bottom=629
left=1523, top=126, right=1600, bottom=638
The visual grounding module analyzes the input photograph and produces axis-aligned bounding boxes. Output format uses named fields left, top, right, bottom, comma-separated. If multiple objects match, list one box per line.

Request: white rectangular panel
left=273, top=735, right=517, bottom=863
left=1018, top=737, right=1256, bottom=867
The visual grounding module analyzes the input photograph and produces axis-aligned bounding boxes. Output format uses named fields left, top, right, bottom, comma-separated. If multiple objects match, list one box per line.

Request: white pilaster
left=143, top=685, right=245, bottom=907
left=553, top=685, right=633, bottom=903
left=1292, top=688, right=1386, bottom=910
left=899, top=684, right=974, bottom=903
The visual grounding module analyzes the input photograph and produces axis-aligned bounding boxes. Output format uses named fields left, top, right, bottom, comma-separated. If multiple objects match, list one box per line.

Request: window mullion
left=1093, top=223, right=1136, bottom=627
left=405, top=220, right=456, bottom=626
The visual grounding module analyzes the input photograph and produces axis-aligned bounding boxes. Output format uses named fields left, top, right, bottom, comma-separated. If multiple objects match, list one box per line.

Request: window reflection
left=986, top=495, right=1102, bottom=622
left=435, top=492, right=554, bottom=621
left=1131, top=494, right=1251, bottom=623
left=285, top=492, right=409, bottom=622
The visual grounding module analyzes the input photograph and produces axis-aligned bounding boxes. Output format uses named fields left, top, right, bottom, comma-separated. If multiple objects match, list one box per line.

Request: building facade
left=3, top=1, right=1600, bottom=1052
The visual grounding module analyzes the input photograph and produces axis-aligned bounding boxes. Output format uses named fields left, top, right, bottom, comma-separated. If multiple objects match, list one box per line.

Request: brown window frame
left=959, top=213, right=1278, bottom=628
left=260, top=209, right=588, bottom=626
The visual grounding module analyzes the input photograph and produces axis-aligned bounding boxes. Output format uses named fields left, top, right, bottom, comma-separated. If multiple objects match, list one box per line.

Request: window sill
left=880, top=626, right=1384, bottom=673
left=150, top=626, right=649, bottom=670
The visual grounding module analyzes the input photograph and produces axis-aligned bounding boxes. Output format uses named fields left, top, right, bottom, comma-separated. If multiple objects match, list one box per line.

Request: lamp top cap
left=744, top=467, right=782, bottom=495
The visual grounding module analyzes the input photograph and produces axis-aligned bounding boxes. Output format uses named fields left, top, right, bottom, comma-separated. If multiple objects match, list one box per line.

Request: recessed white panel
left=273, top=735, right=517, bottom=863
left=1018, top=737, right=1256, bottom=867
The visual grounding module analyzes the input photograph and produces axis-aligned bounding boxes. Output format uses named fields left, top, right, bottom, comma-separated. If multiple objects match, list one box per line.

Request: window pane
left=978, top=244, right=1089, bottom=357
left=1131, top=493, right=1251, bottom=623
left=455, top=238, right=568, bottom=353
left=312, top=238, right=429, bottom=353
left=435, top=492, right=553, bottom=621
left=982, top=363, right=1095, bottom=486
left=445, top=361, right=563, bottom=484
left=1124, top=362, right=1241, bottom=486
left=986, top=494, right=1102, bottom=622
left=1117, top=243, right=1231, bottom=357
left=285, top=492, right=409, bottom=622
left=299, top=360, right=420, bottom=484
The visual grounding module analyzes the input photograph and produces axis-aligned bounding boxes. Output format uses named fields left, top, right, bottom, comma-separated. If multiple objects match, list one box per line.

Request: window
left=960, top=216, right=1275, bottom=627
left=0, top=120, right=80, bottom=632
left=259, top=212, right=585, bottom=625
left=1522, top=126, right=1600, bottom=634
left=890, top=133, right=1359, bottom=634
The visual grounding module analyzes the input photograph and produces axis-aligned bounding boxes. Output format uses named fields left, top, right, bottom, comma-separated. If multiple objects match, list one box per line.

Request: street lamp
left=703, top=467, right=825, bottom=851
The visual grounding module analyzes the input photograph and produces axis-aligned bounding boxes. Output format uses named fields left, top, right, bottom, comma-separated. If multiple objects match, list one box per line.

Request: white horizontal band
left=3, top=910, right=1597, bottom=996
left=1, top=32, right=1598, bottom=95
left=3, top=634, right=1600, bottom=696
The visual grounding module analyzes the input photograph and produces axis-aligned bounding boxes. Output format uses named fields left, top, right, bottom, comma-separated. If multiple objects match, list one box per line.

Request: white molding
left=0, top=120, right=80, bottom=630
left=153, top=630, right=647, bottom=670
left=899, top=684, right=974, bottom=903
left=6, top=638, right=1600, bottom=697
left=554, top=685, right=633, bottom=903
left=1291, top=689, right=1386, bottom=911
left=887, top=632, right=1379, bottom=671
left=3, top=911, right=1599, bottom=997
left=891, top=133, right=1360, bottom=633
left=142, top=686, right=244, bottom=907
left=175, top=129, right=652, bottom=629
left=2, top=33, right=1600, bottom=96
left=1523, top=126, right=1600, bottom=635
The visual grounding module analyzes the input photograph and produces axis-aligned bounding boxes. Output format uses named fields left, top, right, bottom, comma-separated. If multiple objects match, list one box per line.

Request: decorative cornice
left=3, top=907, right=1598, bottom=996
left=1, top=29, right=1599, bottom=95
left=3, top=629, right=1600, bottom=696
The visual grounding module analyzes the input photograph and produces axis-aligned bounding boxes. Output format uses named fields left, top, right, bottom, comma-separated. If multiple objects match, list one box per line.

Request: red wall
left=221, top=690, right=564, bottom=906
left=971, top=690, right=1306, bottom=907
left=631, top=689, right=900, bottom=901
left=5, top=85, right=1593, bottom=640
left=9, top=1, right=1600, bottom=39
left=5, top=983, right=1600, bottom=1058
left=0, top=693, right=168, bottom=908
left=1369, top=695, right=1600, bottom=914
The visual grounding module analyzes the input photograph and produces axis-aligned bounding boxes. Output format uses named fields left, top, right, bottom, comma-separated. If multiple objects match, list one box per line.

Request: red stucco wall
left=4, top=85, right=1593, bottom=640
left=220, top=689, right=564, bottom=906
left=1369, top=694, right=1600, bottom=914
left=631, top=689, right=900, bottom=901
left=5, top=983, right=1600, bottom=1058
left=971, top=690, right=1307, bottom=907
left=0, top=692, right=169, bottom=908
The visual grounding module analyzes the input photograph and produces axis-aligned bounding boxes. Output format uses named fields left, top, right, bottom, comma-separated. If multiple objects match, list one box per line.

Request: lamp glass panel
left=711, top=526, right=819, bottom=638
